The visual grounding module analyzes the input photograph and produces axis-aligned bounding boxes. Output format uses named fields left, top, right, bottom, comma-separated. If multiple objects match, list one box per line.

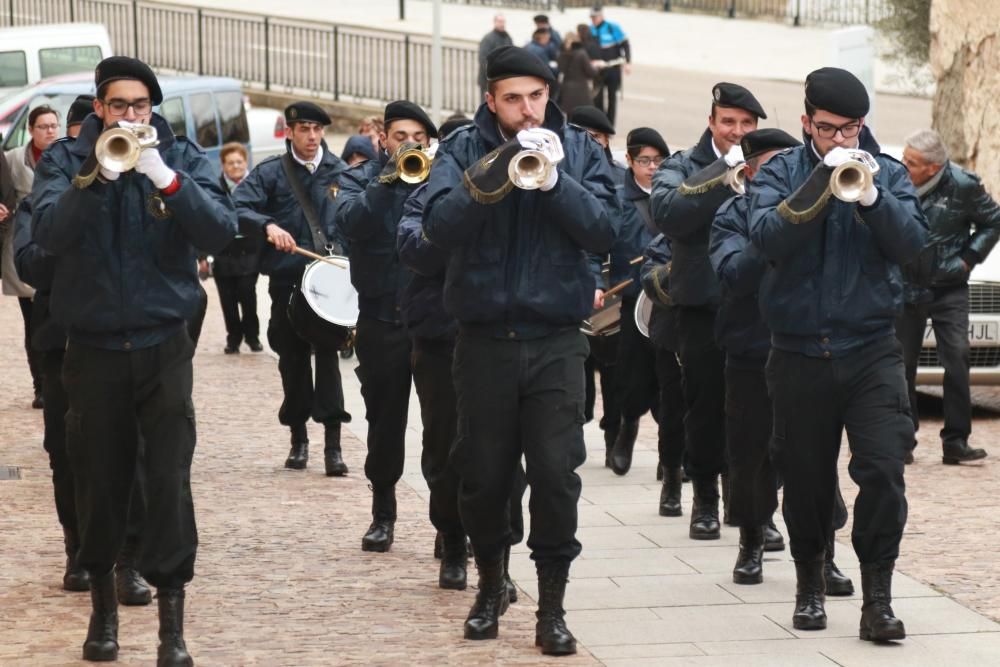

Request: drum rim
left=634, top=291, right=652, bottom=338
left=301, top=256, right=359, bottom=328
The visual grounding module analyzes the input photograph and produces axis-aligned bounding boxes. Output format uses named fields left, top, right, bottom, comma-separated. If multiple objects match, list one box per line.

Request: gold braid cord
left=776, top=185, right=833, bottom=225
left=463, top=170, right=514, bottom=205
left=72, top=164, right=100, bottom=190
left=651, top=262, right=672, bottom=306
left=377, top=169, right=400, bottom=185
left=677, top=173, right=726, bottom=196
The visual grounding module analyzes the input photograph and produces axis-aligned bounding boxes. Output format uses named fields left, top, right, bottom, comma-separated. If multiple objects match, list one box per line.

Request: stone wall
left=930, top=0, right=1000, bottom=194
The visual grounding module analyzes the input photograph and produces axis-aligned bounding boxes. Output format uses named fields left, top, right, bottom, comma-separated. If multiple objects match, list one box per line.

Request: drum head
left=300, top=257, right=359, bottom=327
left=635, top=292, right=653, bottom=338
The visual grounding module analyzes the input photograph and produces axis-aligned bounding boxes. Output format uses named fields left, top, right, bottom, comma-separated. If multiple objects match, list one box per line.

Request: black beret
left=712, top=82, right=766, bottom=120
left=67, top=94, right=96, bottom=127
left=533, top=14, right=549, bottom=23
left=284, top=101, right=331, bottom=126
left=439, top=114, right=471, bottom=139
left=486, top=46, right=556, bottom=84
left=805, top=67, right=870, bottom=119
left=739, top=128, right=801, bottom=160
left=570, top=105, right=615, bottom=135
left=94, top=56, right=162, bottom=105
left=384, top=100, right=438, bottom=138
left=626, top=127, right=669, bottom=156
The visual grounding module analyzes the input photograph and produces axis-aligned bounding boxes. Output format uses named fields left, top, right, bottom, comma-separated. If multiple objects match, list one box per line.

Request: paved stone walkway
left=3, top=281, right=1000, bottom=665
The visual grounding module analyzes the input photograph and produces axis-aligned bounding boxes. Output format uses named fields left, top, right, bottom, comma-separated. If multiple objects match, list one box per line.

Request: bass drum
left=288, top=256, right=359, bottom=352
left=581, top=264, right=621, bottom=337
left=634, top=291, right=653, bottom=338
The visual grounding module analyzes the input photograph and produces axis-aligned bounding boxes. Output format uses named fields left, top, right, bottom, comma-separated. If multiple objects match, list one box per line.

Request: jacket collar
left=284, top=138, right=340, bottom=168
left=473, top=100, right=566, bottom=151
left=916, top=160, right=949, bottom=199
left=623, top=168, right=650, bottom=201
left=70, top=113, right=176, bottom=158
left=691, top=128, right=717, bottom=167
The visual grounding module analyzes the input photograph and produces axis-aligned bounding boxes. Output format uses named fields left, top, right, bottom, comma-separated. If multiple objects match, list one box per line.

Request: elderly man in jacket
left=896, top=129, right=1000, bottom=465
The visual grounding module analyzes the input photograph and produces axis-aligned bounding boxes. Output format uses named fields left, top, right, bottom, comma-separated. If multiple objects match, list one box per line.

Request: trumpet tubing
left=508, top=149, right=553, bottom=190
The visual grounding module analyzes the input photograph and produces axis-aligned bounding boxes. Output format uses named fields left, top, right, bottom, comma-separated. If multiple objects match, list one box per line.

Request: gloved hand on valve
left=516, top=128, right=563, bottom=191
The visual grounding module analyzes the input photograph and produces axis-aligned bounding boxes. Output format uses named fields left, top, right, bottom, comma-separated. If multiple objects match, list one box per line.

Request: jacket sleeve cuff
left=962, top=248, right=982, bottom=267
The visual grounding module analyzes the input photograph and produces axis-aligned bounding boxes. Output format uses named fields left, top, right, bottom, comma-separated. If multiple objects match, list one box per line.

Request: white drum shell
left=300, top=256, right=359, bottom=327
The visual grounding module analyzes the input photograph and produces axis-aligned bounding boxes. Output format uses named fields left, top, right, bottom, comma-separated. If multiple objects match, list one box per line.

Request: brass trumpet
left=95, top=123, right=159, bottom=172
left=396, top=145, right=432, bottom=184
left=830, top=150, right=880, bottom=203
left=508, top=149, right=554, bottom=190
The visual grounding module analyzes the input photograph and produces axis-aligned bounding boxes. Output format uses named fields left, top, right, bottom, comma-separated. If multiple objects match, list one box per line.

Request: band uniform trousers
left=19, top=295, right=43, bottom=394
left=895, top=284, right=972, bottom=447
left=616, top=294, right=659, bottom=421
left=585, top=331, right=621, bottom=430
left=766, top=335, right=911, bottom=564
left=593, top=65, right=622, bottom=127
left=452, top=328, right=588, bottom=564
left=724, top=356, right=777, bottom=527
left=215, top=273, right=260, bottom=349
left=62, top=329, right=197, bottom=588
left=267, top=282, right=350, bottom=429
left=355, top=315, right=412, bottom=491
left=655, top=347, right=686, bottom=469
left=676, top=306, right=727, bottom=481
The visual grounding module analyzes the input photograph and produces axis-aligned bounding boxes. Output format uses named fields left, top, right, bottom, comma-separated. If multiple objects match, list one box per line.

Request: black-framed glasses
left=810, top=119, right=861, bottom=139
left=102, top=98, right=152, bottom=116
left=633, top=155, right=665, bottom=167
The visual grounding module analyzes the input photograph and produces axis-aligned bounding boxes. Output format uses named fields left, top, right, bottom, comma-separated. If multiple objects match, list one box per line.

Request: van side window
left=39, top=46, right=103, bottom=78
left=0, top=50, right=28, bottom=88
left=159, top=97, right=187, bottom=139
left=189, top=92, right=219, bottom=148
left=217, top=91, right=249, bottom=144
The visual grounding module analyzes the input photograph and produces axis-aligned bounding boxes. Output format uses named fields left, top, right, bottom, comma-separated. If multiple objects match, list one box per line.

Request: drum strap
left=281, top=153, right=339, bottom=254
left=634, top=196, right=657, bottom=236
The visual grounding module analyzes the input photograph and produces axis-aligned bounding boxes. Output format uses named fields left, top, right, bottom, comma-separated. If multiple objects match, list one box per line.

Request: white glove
left=723, top=144, right=745, bottom=168
left=135, top=147, right=177, bottom=190
left=99, top=166, right=120, bottom=181
left=516, top=128, right=564, bottom=164
left=426, top=142, right=440, bottom=159
left=822, top=146, right=854, bottom=169
left=859, top=183, right=879, bottom=207
left=539, top=164, right=559, bottom=192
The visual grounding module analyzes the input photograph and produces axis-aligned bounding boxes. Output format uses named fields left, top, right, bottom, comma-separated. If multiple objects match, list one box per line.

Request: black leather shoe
left=323, top=425, right=348, bottom=476
left=32, top=392, right=44, bottom=409
left=285, top=424, right=308, bottom=470
left=733, top=525, right=764, bottom=585
left=504, top=544, right=518, bottom=603
left=464, top=556, right=509, bottom=640
left=535, top=562, right=577, bottom=655
left=611, top=418, right=639, bottom=475
left=361, top=486, right=396, bottom=552
left=825, top=534, right=854, bottom=596
left=439, top=533, right=468, bottom=590
left=82, top=570, right=118, bottom=662
left=763, top=519, right=785, bottom=552
left=157, top=588, right=194, bottom=666
left=942, top=440, right=987, bottom=465
left=689, top=477, right=720, bottom=540
left=223, top=345, right=239, bottom=354
left=859, top=561, right=906, bottom=641
left=659, top=466, right=683, bottom=517
left=247, top=340, right=264, bottom=352
left=63, top=528, right=91, bottom=592
left=793, top=557, right=827, bottom=630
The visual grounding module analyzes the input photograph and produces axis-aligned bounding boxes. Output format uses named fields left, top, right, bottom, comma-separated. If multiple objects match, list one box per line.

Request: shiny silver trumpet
left=397, top=145, right=432, bottom=184
left=508, top=149, right=554, bottom=190
left=95, top=124, right=159, bottom=172
left=724, top=165, right=746, bottom=195
left=830, top=149, right=880, bottom=203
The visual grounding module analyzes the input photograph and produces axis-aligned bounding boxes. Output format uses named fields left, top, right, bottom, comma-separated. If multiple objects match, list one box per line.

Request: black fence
left=1, top=0, right=481, bottom=113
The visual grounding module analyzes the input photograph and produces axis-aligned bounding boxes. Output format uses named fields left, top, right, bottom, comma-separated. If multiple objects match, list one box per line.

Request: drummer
left=232, top=101, right=353, bottom=475
left=606, top=127, right=670, bottom=476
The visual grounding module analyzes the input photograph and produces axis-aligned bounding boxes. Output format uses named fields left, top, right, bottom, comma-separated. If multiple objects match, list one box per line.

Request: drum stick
left=268, top=238, right=347, bottom=269
left=600, top=257, right=644, bottom=297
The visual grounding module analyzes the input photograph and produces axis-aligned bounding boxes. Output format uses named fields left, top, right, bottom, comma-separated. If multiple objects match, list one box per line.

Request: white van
left=0, top=23, right=112, bottom=96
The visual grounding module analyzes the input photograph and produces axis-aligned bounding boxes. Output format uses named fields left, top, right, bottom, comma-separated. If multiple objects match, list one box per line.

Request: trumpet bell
left=830, top=151, right=880, bottom=203
left=398, top=147, right=432, bottom=184
left=725, top=166, right=746, bottom=195
left=95, top=124, right=159, bottom=172
left=508, top=149, right=553, bottom=190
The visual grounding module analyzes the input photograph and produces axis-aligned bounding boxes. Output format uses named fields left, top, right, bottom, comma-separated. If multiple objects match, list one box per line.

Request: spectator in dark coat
left=558, top=30, right=599, bottom=117
left=477, top=14, right=514, bottom=100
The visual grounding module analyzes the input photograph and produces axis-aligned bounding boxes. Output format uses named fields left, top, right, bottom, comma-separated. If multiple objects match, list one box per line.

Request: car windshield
left=2, top=92, right=84, bottom=149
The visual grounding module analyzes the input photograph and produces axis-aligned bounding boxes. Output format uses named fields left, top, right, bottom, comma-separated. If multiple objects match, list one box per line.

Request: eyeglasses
left=810, top=119, right=861, bottom=139
left=102, top=98, right=152, bottom=116
left=32, top=123, right=59, bottom=131
left=632, top=155, right=665, bottom=167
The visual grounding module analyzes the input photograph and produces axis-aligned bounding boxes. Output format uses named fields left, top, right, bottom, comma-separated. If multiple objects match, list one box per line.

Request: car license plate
left=924, top=321, right=999, bottom=346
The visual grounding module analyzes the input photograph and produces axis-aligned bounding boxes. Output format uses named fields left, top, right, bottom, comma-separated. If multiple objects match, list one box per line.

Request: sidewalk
left=2, top=281, right=1000, bottom=665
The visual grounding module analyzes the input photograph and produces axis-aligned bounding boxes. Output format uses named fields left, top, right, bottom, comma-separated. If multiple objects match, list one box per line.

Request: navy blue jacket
left=233, top=141, right=346, bottom=287
left=650, top=128, right=727, bottom=308
left=397, top=183, right=456, bottom=341
left=748, top=128, right=928, bottom=358
left=13, top=197, right=65, bottom=352
left=611, top=169, right=656, bottom=299
left=335, top=152, right=417, bottom=324
left=422, top=102, right=617, bottom=339
left=32, top=114, right=236, bottom=350
left=640, top=233, right=679, bottom=351
left=709, top=195, right=770, bottom=361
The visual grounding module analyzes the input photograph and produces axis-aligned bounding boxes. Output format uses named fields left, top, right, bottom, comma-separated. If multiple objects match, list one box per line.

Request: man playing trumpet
left=748, top=67, right=928, bottom=639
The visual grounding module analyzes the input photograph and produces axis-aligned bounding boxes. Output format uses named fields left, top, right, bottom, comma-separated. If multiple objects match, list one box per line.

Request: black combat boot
left=732, top=525, right=764, bottom=585
left=504, top=544, right=518, bottom=603
left=763, top=518, right=785, bottom=552
left=659, top=466, right=683, bottom=517
left=285, top=424, right=308, bottom=470
left=116, top=537, right=152, bottom=605
left=323, top=424, right=348, bottom=477
left=439, top=533, right=468, bottom=590
left=535, top=561, right=577, bottom=655
left=825, top=534, right=854, bottom=596
left=361, top=486, right=396, bottom=552
left=721, top=472, right=735, bottom=526
left=859, top=562, right=906, bottom=641
left=942, top=440, right=987, bottom=465
left=82, top=570, right=118, bottom=662
left=610, top=418, right=640, bottom=475
left=157, top=588, right=194, bottom=666
left=792, top=556, right=827, bottom=630
left=63, top=528, right=91, bottom=592
left=689, top=476, right=720, bottom=540
left=464, top=555, right=510, bottom=640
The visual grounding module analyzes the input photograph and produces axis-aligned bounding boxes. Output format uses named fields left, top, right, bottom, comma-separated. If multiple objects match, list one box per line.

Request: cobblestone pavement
left=3, top=281, right=1000, bottom=665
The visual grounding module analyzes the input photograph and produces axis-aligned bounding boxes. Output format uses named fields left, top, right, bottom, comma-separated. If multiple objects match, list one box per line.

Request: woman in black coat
left=558, top=30, right=600, bottom=118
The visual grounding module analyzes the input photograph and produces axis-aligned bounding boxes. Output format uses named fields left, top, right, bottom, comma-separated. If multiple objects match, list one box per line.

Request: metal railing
left=1, top=0, right=481, bottom=113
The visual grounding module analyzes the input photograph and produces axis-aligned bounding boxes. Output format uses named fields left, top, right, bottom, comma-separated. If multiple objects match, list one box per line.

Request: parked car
left=0, top=23, right=112, bottom=96
left=246, top=102, right=286, bottom=162
left=0, top=73, right=252, bottom=172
